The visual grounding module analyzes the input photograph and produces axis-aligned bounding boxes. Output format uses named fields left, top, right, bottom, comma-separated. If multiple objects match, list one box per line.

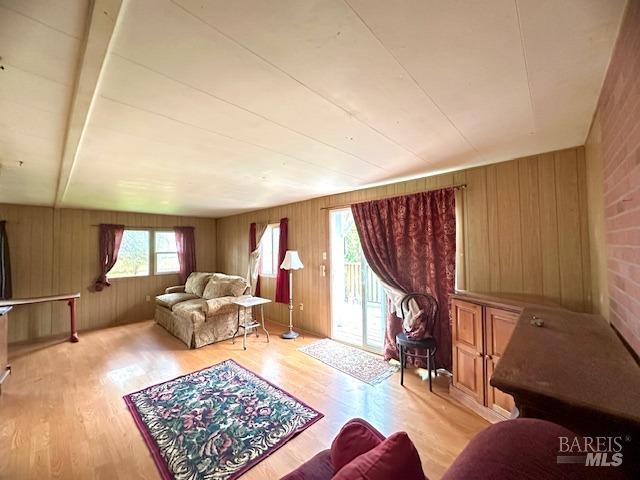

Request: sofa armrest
left=204, top=296, right=237, bottom=316
left=165, top=285, right=186, bottom=294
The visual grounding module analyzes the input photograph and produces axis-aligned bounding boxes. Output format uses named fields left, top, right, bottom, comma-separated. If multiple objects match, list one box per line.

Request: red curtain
left=94, top=224, right=125, bottom=292
left=249, top=222, right=261, bottom=296
left=275, top=218, right=289, bottom=304
left=175, top=226, right=196, bottom=285
left=351, top=188, right=456, bottom=370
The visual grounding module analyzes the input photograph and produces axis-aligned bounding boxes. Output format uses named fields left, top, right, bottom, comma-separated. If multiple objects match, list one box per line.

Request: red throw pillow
left=331, top=418, right=386, bottom=471
left=332, top=432, right=426, bottom=480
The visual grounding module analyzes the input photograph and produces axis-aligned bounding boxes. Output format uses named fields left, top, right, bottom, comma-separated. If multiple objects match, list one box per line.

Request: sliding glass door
left=330, top=208, right=386, bottom=353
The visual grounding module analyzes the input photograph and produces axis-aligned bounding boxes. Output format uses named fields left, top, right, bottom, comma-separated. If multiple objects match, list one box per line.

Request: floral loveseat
left=155, top=272, right=251, bottom=348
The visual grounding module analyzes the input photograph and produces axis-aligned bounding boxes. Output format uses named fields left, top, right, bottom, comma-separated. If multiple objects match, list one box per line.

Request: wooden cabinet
left=451, top=300, right=484, bottom=404
left=450, top=294, right=519, bottom=422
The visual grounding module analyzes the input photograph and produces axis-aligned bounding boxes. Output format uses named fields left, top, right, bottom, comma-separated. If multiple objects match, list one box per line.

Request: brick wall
left=595, top=0, right=640, bottom=354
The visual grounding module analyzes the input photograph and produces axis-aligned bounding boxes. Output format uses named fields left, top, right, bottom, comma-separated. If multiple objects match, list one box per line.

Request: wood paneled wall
left=217, top=146, right=592, bottom=337
left=0, top=204, right=216, bottom=343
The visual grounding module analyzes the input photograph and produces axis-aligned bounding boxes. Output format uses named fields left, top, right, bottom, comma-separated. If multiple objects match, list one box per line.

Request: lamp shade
left=280, top=250, right=304, bottom=270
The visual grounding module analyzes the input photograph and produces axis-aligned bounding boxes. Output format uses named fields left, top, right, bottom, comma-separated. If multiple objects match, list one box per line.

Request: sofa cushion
left=213, top=273, right=249, bottom=295
left=203, top=278, right=247, bottom=299
left=331, top=418, right=385, bottom=472
left=184, top=272, right=212, bottom=297
left=332, top=432, right=425, bottom=480
left=172, top=298, right=207, bottom=324
left=441, top=419, right=623, bottom=480
left=203, top=280, right=230, bottom=299
left=280, top=450, right=334, bottom=480
left=213, top=272, right=246, bottom=282
left=155, top=292, right=198, bottom=309
left=203, top=296, right=238, bottom=316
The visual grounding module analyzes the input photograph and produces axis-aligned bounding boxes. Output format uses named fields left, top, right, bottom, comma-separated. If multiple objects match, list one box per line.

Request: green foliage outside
left=344, top=223, right=362, bottom=263
left=109, top=230, right=150, bottom=277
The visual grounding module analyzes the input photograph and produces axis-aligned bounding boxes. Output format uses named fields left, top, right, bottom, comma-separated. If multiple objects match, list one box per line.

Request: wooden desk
left=491, top=307, right=640, bottom=436
left=0, top=306, right=12, bottom=393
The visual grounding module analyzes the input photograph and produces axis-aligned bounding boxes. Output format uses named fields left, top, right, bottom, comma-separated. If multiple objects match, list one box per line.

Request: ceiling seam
left=0, top=4, right=81, bottom=39
left=110, top=52, right=389, bottom=172
left=168, top=0, right=430, bottom=167
left=342, top=0, right=484, bottom=160
left=0, top=96, right=67, bottom=117
left=514, top=0, right=538, bottom=134
left=1, top=62, right=72, bottom=87
left=98, top=94, right=371, bottom=182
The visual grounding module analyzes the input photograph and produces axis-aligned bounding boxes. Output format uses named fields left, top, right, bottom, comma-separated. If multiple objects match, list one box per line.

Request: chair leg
left=400, top=346, right=404, bottom=386
left=427, top=349, right=433, bottom=392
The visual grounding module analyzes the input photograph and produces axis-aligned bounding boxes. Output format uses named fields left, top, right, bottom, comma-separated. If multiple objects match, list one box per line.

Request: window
left=260, top=223, right=280, bottom=277
left=108, top=229, right=180, bottom=279
left=109, top=230, right=150, bottom=278
left=154, top=231, right=180, bottom=274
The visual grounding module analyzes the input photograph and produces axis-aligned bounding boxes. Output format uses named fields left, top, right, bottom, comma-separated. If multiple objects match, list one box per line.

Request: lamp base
left=281, top=329, right=299, bottom=340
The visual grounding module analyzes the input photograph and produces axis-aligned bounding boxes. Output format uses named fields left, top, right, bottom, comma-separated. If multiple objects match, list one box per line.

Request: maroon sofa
left=282, top=418, right=629, bottom=480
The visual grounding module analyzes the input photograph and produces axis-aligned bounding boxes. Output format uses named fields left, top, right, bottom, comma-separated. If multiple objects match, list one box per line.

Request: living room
left=1, top=1, right=639, bottom=479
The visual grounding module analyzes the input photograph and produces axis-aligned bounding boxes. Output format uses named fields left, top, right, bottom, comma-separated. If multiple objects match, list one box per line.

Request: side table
left=232, top=296, right=271, bottom=350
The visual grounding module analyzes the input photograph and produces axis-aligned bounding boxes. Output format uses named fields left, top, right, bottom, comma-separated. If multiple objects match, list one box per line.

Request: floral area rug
left=124, top=359, right=323, bottom=480
left=298, top=339, right=399, bottom=385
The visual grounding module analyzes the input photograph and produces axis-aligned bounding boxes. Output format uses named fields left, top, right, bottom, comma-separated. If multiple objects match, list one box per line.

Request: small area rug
left=298, top=338, right=399, bottom=385
left=124, top=359, right=323, bottom=480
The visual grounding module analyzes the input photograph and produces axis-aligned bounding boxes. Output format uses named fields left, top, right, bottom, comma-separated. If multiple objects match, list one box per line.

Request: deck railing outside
left=344, top=262, right=383, bottom=305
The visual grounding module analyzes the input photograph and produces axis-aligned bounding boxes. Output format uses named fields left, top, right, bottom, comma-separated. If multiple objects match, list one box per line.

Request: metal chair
left=396, top=292, right=438, bottom=392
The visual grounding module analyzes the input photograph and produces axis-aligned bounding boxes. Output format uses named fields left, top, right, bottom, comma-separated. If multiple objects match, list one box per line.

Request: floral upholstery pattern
left=155, top=272, right=252, bottom=349
left=124, top=359, right=323, bottom=480
left=155, top=292, right=198, bottom=309
left=172, top=299, right=208, bottom=324
left=204, top=296, right=243, bottom=316
left=204, top=274, right=248, bottom=298
left=184, top=272, right=212, bottom=297
left=165, top=285, right=185, bottom=294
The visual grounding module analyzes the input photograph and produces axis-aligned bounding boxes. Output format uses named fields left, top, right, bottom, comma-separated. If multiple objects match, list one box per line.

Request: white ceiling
left=0, top=0, right=626, bottom=217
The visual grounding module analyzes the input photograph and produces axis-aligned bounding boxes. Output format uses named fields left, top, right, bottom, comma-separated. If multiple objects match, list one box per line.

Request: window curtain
left=351, top=188, right=456, bottom=371
left=247, top=222, right=268, bottom=296
left=175, top=226, right=196, bottom=285
left=0, top=220, right=11, bottom=300
left=275, top=218, right=289, bottom=304
left=94, top=224, right=125, bottom=292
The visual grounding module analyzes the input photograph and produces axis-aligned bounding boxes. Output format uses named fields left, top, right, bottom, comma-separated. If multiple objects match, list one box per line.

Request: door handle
left=321, top=264, right=326, bottom=277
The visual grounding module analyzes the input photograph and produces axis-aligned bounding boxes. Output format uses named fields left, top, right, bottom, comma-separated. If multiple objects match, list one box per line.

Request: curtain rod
left=320, top=183, right=467, bottom=211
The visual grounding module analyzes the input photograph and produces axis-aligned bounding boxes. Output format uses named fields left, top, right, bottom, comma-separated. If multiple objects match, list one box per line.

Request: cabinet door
left=452, top=300, right=484, bottom=404
left=485, top=307, right=518, bottom=417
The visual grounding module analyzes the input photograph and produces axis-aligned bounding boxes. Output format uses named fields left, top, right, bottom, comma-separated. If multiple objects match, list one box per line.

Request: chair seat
left=396, top=332, right=436, bottom=350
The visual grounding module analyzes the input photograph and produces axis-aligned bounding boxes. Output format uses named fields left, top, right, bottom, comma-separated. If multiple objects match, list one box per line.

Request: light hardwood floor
left=0, top=320, right=487, bottom=479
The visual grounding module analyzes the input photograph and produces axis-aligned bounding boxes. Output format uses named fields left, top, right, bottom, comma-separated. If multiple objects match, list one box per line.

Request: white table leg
left=261, top=305, right=270, bottom=343
left=242, top=307, right=247, bottom=350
